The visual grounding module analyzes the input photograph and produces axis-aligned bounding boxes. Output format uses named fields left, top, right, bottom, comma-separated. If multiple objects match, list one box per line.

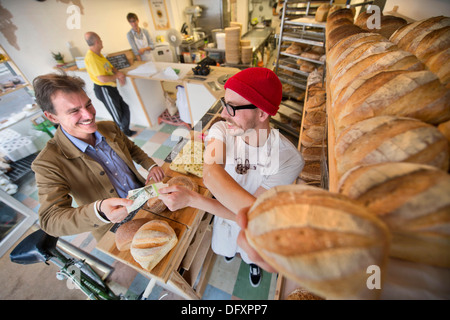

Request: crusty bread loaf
left=315, top=3, right=331, bottom=22
left=301, top=125, right=326, bottom=147
left=425, top=48, right=450, bottom=86
left=390, top=16, right=450, bottom=47
left=334, top=70, right=450, bottom=131
left=334, top=116, right=450, bottom=177
left=287, top=288, right=325, bottom=300
left=300, top=161, right=322, bottom=182
left=303, top=110, right=326, bottom=129
left=145, top=176, right=198, bottom=214
left=355, top=13, right=407, bottom=39
left=327, top=33, right=385, bottom=71
left=338, top=162, right=450, bottom=268
left=438, top=120, right=450, bottom=144
left=115, top=218, right=149, bottom=251
left=327, top=24, right=364, bottom=51
left=330, top=49, right=425, bottom=100
left=245, top=184, right=390, bottom=299
left=130, top=219, right=178, bottom=271
left=302, top=146, right=326, bottom=162
left=326, top=8, right=355, bottom=34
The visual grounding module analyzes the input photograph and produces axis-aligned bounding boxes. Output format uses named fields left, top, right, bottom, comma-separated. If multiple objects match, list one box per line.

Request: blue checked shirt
left=61, top=127, right=143, bottom=198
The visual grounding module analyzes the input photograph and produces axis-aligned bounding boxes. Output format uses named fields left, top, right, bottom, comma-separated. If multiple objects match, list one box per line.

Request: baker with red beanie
left=158, top=67, right=304, bottom=287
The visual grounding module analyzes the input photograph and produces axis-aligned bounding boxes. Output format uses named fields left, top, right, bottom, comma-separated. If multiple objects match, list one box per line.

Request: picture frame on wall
left=149, top=0, right=170, bottom=30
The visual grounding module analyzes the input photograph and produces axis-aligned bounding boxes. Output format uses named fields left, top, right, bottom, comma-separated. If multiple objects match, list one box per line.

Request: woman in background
left=126, top=12, right=155, bottom=61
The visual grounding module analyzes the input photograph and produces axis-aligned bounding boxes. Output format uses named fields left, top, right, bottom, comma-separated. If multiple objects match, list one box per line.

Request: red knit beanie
left=224, top=67, right=282, bottom=116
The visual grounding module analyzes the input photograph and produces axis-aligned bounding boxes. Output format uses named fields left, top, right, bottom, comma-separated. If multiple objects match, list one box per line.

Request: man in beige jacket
left=32, top=73, right=164, bottom=241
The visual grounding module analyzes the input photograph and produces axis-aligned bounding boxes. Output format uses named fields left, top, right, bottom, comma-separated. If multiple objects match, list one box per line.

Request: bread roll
left=115, top=218, right=149, bottom=251
left=130, top=219, right=178, bottom=271
left=335, top=116, right=450, bottom=177
left=245, top=184, right=390, bottom=300
left=338, top=162, right=450, bottom=268
left=334, top=70, right=450, bottom=131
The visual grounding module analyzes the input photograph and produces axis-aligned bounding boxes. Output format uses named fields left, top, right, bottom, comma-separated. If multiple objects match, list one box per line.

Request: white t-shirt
left=206, top=121, right=304, bottom=263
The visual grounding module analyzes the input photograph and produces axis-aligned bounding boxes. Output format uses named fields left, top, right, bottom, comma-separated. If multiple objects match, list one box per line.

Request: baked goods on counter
left=115, top=218, right=149, bottom=251
left=338, top=162, right=450, bottom=268
left=334, top=116, right=449, bottom=178
left=246, top=184, right=391, bottom=300
left=130, top=219, right=178, bottom=271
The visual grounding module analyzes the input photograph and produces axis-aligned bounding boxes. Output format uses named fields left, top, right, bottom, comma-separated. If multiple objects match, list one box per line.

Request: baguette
left=335, top=116, right=450, bottom=177
left=338, top=162, right=450, bottom=268
left=245, top=184, right=390, bottom=299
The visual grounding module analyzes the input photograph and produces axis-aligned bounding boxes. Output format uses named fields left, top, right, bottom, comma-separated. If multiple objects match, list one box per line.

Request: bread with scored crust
left=245, top=184, right=390, bottom=300
left=338, top=162, right=450, bottom=268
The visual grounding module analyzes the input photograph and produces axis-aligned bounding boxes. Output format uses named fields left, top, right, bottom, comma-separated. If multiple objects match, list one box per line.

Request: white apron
left=135, top=32, right=153, bottom=62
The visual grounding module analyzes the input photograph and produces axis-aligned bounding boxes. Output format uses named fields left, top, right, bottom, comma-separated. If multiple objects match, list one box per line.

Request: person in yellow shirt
left=84, top=32, right=136, bottom=137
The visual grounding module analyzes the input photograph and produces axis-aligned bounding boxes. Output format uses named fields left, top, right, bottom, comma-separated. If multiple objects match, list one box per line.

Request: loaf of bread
left=287, top=288, right=324, bottom=300
left=425, top=48, right=450, bottom=86
left=327, top=24, right=364, bottom=51
left=303, top=110, right=326, bottom=129
left=245, top=184, right=390, bottom=299
left=333, top=70, right=450, bottom=132
left=327, top=33, right=386, bottom=71
left=301, top=125, right=326, bottom=147
left=302, top=146, right=326, bottom=162
left=145, top=176, right=198, bottom=214
left=338, top=162, right=450, bottom=268
left=130, top=219, right=178, bottom=271
left=330, top=49, right=425, bottom=100
left=334, top=116, right=450, bottom=178
left=326, top=8, right=355, bottom=37
left=115, top=218, right=149, bottom=251
left=315, top=3, right=331, bottom=22
left=300, top=161, right=322, bottom=182
left=355, top=12, right=407, bottom=39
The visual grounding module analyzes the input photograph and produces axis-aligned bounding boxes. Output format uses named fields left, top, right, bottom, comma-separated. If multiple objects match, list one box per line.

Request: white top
left=206, top=121, right=304, bottom=262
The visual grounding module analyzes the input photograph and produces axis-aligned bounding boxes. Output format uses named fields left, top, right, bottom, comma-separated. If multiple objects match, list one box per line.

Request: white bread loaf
left=338, top=162, right=450, bottom=268
left=130, top=219, right=178, bottom=271
left=334, top=70, right=450, bottom=132
left=335, top=116, right=449, bottom=177
left=115, top=218, right=149, bottom=251
left=413, top=26, right=450, bottom=61
left=245, top=184, right=390, bottom=300
left=327, top=24, right=364, bottom=51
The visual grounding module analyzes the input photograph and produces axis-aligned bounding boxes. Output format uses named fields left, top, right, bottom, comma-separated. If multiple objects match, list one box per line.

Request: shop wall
left=383, top=0, right=450, bottom=20
left=0, top=0, right=190, bottom=84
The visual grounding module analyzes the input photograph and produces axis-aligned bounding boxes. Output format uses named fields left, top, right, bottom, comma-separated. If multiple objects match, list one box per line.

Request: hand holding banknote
left=126, top=182, right=168, bottom=213
left=99, top=198, right=134, bottom=223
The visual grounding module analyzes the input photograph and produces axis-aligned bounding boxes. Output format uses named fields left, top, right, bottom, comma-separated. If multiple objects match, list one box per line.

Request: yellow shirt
left=84, top=50, right=116, bottom=87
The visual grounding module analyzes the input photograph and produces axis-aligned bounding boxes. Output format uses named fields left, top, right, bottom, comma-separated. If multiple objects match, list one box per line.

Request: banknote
left=126, top=182, right=168, bottom=213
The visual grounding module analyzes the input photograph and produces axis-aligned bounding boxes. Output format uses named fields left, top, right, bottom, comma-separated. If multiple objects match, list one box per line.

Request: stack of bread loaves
left=390, top=16, right=450, bottom=87
left=322, top=9, right=450, bottom=291
left=299, top=71, right=328, bottom=186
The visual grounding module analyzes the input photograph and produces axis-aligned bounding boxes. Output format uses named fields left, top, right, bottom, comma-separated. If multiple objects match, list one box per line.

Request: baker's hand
left=100, top=198, right=133, bottom=223
left=236, top=206, right=278, bottom=273
left=158, top=185, right=193, bottom=211
left=146, top=166, right=165, bottom=184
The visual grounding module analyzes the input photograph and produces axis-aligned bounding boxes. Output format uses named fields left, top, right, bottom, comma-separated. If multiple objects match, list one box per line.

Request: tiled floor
left=11, top=121, right=278, bottom=300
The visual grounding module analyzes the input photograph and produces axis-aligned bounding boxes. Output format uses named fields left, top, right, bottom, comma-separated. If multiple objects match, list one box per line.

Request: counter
left=68, top=61, right=239, bottom=129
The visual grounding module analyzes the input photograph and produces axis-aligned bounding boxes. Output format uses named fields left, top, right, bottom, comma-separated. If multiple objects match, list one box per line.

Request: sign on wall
left=149, top=0, right=170, bottom=30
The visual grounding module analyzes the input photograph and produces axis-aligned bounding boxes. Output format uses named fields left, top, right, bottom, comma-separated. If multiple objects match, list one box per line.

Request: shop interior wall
left=0, top=0, right=191, bottom=85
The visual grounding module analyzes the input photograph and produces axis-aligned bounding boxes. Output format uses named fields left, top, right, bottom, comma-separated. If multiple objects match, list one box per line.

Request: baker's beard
left=225, top=119, right=256, bottom=137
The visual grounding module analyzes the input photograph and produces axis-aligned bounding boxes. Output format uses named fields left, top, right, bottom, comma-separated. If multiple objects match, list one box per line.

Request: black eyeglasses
left=220, top=97, right=257, bottom=117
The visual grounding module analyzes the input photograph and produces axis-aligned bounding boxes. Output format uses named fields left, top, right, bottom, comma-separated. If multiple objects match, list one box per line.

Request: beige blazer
left=32, top=121, right=156, bottom=240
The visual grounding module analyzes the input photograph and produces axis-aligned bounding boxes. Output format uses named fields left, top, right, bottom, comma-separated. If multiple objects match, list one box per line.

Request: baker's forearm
left=203, top=164, right=256, bottom=214
left=190, top=190, right=237, bottom=221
